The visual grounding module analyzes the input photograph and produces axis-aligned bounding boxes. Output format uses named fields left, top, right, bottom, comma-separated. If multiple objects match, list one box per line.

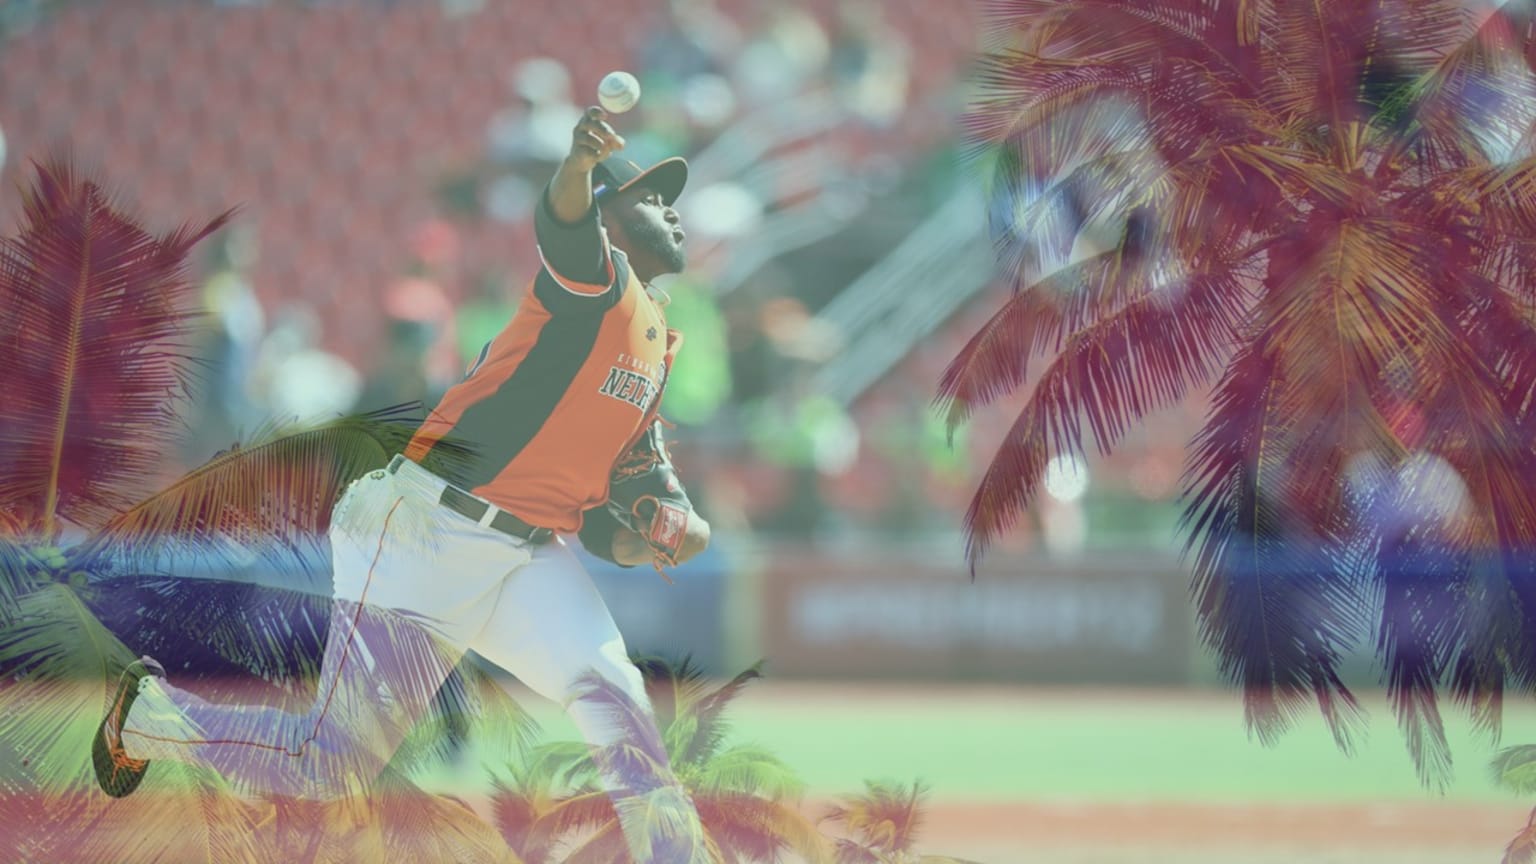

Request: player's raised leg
left=99, top=467, right=531, bottom=799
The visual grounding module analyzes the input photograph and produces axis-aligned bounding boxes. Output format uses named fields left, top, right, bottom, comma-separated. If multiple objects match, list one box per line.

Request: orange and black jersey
left=405, top=191, right=680, bottom=534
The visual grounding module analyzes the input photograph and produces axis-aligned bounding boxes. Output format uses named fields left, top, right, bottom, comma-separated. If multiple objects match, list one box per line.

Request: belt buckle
left=527, top=527, right=554, bottom=544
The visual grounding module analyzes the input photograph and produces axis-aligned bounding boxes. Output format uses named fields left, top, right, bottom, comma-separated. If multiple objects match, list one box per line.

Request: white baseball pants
left=119, top=456, right=704, bottom=859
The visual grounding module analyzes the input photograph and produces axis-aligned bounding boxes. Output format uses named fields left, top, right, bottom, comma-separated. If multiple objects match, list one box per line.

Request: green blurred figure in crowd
left=655, top=275, right=732, bottom=427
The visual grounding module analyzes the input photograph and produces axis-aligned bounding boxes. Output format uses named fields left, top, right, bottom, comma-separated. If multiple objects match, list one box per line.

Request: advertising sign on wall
left=758, top=549, right=1192, bottom=684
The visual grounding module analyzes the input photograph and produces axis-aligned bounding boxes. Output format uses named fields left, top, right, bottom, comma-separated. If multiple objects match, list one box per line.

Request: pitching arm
left=535, top=107, right=626, bottom=313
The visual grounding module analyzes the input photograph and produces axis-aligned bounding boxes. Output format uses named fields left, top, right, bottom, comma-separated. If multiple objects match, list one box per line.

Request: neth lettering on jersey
left=598, top=366, right=659, bottom=411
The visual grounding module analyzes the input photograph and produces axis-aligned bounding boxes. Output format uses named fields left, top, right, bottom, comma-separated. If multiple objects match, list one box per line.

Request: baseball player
left=93, top=106, right=712, bottom=862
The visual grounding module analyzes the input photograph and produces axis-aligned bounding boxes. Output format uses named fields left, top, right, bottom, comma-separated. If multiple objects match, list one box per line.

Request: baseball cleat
left=92, top=655, right=166, bottom=798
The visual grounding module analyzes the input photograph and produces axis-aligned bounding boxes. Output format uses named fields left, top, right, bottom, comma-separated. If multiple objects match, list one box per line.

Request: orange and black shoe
left=92, top=656, right=166, bottom=798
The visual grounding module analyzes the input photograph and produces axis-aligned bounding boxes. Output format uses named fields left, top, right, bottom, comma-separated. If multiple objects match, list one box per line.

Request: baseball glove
left=579, top=419, right=693, bottom=575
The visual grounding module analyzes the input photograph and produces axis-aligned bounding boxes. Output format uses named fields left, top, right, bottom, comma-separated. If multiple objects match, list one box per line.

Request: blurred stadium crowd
left=0, top=0, right=1198, bottom=556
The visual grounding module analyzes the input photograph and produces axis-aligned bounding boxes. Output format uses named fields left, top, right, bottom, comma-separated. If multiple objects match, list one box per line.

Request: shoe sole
left=92, top=657, right=166, bottom=798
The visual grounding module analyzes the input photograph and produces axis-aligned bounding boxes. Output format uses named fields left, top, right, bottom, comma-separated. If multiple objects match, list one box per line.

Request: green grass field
left=468, top=680, right=1534, bottom=805
left=412, top=680, right=1536, bottom=863
left=9, top=678, right=1532, bottom=862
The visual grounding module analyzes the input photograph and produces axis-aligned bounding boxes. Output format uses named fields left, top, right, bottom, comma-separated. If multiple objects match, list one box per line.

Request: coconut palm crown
left=942, top=1, right=1536, bottom=788
left=0, top=157, right=516, bottom=860
left=492, top=656, right=831, bottom=864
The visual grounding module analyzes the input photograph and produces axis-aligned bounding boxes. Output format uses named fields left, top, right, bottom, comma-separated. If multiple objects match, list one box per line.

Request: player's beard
left=624, top=214, right=687, bottom=275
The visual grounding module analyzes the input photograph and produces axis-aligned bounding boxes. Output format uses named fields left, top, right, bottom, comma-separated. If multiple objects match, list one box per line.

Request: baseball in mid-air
left=598, top=71, right=641, bottom=114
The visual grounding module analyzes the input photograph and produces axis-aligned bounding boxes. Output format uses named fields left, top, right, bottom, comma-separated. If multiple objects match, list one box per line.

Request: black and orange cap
left=593, top=156, right=688, bottom=206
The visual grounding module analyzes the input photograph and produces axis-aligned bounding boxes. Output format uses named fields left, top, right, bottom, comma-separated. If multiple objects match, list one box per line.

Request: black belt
left=386, top=455, right=554, bottom=545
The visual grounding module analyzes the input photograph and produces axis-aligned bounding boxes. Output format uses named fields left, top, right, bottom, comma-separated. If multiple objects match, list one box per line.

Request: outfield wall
left=745, top=547, right=1195, bottom=685
left=582, top=539, right=1202, bottom=685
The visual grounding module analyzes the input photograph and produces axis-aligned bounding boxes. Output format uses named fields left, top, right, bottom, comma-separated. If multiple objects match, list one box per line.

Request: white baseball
left=598, top=71, right=641, bottom=114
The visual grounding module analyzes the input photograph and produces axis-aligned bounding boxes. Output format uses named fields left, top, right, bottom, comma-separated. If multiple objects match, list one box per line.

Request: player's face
left=607, top=185, right=687, bottom=281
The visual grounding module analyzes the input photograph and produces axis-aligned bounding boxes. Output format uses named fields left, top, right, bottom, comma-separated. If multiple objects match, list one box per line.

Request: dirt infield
left=4, top=792, right=1522, bottom=863
left=910, top=799, right=1530, bottom=863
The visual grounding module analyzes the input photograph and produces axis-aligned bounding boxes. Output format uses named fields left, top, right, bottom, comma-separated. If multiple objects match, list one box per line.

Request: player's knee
left=594, top=653, right=649, bottom=708
left=564, top=646, right=650, bottom=717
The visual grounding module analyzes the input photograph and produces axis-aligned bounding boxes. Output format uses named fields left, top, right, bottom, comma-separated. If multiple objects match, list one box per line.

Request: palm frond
left=832, top=839, right=881, bottom=864
left=490, top=780, right=546, bottom=862
left=962, top=262, right=1248, bottom=570
left=1180, top=343, right=1368, bottom=753
left=257, top=768, right=517, bottom=863
left=985, top=1, right=1241, bottom=80
left=1188, top=207, right=1479, bottom=762
left=610, top=783, right=713, bottom=864
left=0, top=748, right=267, bottom=862
left=935, top=251, right=1125, bottom=441
left=1403, top=4, right=1532, bottom=146
left=0, top=583, right=133, bottom=788
left=683, top=661, right=764, bottom=769
left=90, top=577, right=535, bottom=790
left=0, top=535, right=45, bottom=623
left=528, top=789, right=619, bottom=857
left=1245, top=1, right=1373, bottom=124
left=518, top=660, right=820, bottom=864
left=823, top=779, right=932, bottom=858
left=689, top=745, right=805, bottom=802
left=1508, top=807, right=1536, bottom=864
left=102, top=602, right=492, bottom=800
left=570, top=672, right=672, bottom=777
left=491, top=738, right=607, bottom=862
left=522, top=740, right=603, bottom=792
left=960, top=0, right=1536, bottom=803
left=77, top=404, right=471, bottom=579
left=0, top=156, right=232, bottom=538
left=0, top=507, right=22, bottom=537
left=559, top=820, right=629, bottom=864
left=1370, top=525, right=1459, bottom=791
left=632, top=654, right=713, bottom=743
left=372, top=768, right=520, bottom=863
left=694, top=794, right=833, bottom=864
left=69, top=777, right=266, bottom=864
left=1359, top=268, right=1536, bottom=787
left=85, top=573, right=329, bottom=708
left=0, top=787, right=98, bottom=862
left=963, top=52, right=1145, bottom=153
left=974, top=58, right=1281, bottom=275
left=384, top=657, right=541, bottom=779
left=251, top=794, right=349, bottom=862
left=1494, top=746, right=1536, bottom=794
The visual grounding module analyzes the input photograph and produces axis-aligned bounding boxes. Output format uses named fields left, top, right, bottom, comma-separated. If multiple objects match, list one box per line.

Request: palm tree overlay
left=0, top=160, right=993, bottom=862
left=489, top=657, right=983, bottom=864
left=943, top=0, right=1536, bottom=850
left=491, top=658, right=829, bottom=864
left=821, top=780, right=983, bottom=864
left=0, top=157, right=518, bottom=861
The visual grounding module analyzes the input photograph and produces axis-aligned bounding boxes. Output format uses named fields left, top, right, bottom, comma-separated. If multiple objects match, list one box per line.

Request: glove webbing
left=611, top=417, right=677, bottom=481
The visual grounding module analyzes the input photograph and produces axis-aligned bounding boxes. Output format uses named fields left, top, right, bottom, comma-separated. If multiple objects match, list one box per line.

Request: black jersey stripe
left=426, top=307, right=607, bottom=491
left=464, top=340, right=491, bottom=380
left=534, top=249, right=631, bottom=317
